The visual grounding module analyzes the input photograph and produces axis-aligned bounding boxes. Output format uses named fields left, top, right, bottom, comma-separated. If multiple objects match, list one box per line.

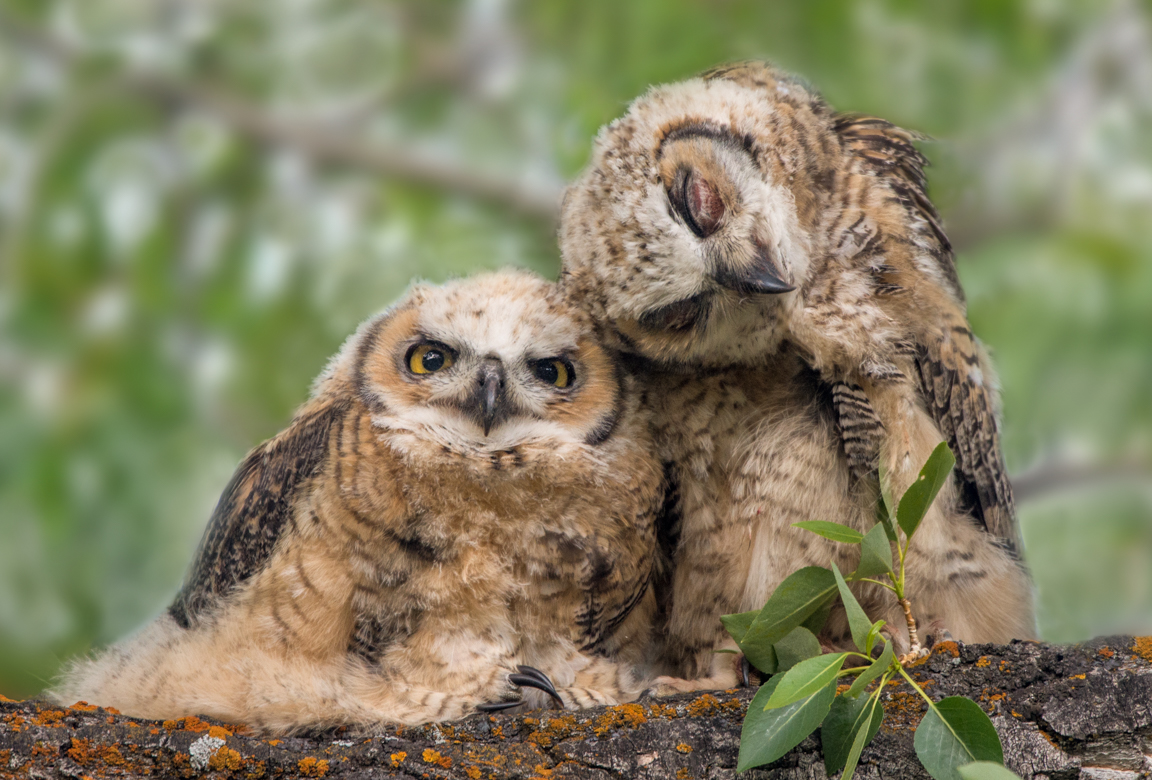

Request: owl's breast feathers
left=167, top=352, right=661, bottom=664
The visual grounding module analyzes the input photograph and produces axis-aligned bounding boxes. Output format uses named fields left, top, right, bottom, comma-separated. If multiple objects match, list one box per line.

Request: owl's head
left=559, top=62, right=839, bottom=367
left=319, top=270, right=629, bottom=468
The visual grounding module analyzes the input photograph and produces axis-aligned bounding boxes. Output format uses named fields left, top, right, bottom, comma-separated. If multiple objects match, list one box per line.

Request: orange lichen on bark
left=683, top=694, right=721, bottom=718
left=33, top=709, right=66, bottom=727
left=69, top=702, right=98, bottom=712
left=880, top=690, right=927, bottom=732
left=975, top=656, right=991, bottom=668
left=208, top=746, right=244, bottom=772
left=526, top=712, right=579, bottom=748
left=675, top=743, right=693, bottom=753
left=182, top=715, right=211, bottom=733
left=931, top=640, right=960, bottom=658
left=1069, top=674, right=1086, bottom=680
left=423, top=748, right=452, bottom=768
left=390, top=751, right=407, bottom=767
left=297, top=756, right=330, bottom=777
left=591, top=703, right=648, bottom=736
left=1097, top=647, right=1115, bottom=659
left=998, top=661, right=1011, bottom=672
left=645, top=702, right=679, bottom=719
left=1132, top=637, right=1152, bottom=663
left=676, top=769, right=692, bottom=780
left=465, top=766, right=482, bottom=779
left=67, top=738, right=125, bottom=767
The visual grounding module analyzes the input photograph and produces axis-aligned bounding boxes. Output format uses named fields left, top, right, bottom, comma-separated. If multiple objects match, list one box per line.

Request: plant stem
left=898, top=597, right=925, bottom=662
left=897, top=665, right=936, bottom=708
left=855, top=577, right=898, bottom=592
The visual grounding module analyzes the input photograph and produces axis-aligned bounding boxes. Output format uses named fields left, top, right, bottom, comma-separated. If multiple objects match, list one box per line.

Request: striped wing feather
left=169, top=398, right=351, bottom=628
left=835, top=114, right=1021, bottom=554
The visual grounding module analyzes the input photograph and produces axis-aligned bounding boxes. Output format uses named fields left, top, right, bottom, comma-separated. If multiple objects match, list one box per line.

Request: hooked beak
left=714, top=240, right=796, bottom=295
left=475, top=360, right=506, bottom=436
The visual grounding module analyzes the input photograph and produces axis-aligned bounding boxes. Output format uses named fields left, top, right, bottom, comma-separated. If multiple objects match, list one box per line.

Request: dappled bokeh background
left=1, top=0, right=1150, bottom=699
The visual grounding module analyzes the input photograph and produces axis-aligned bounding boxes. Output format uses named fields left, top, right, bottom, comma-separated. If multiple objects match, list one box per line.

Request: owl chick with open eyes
left=56, top=270, right=663, bottom=733
left=560, top=62, right=1035, bottom=691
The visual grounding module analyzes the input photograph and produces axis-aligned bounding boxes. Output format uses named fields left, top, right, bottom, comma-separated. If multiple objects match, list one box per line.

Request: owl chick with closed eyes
left=56, top=270, right=663, bottom=733
left=560, top=62, right=1035, bottom=691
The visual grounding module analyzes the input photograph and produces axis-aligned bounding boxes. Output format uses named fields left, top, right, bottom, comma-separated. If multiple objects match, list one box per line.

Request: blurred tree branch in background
left=0, top=0, right=1149, bottom=700
left=0, top=5, right=564, bottom=222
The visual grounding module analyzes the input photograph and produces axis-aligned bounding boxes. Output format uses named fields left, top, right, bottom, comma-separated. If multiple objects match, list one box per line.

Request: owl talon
left=740, top=655, right=752, bottom=687
left=508, top=665, right=564, bottom=705
left=477, top=699, right=522, bottom=713
left=924, top=620, right=955, bottom=649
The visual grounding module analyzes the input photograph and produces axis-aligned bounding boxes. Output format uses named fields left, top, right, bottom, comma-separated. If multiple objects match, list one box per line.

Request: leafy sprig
left=727, top=443, right=1022, bottom=780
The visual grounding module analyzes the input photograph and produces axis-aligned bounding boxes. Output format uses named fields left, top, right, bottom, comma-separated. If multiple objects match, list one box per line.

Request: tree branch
left=0, top=8, right=565, bottom=224
left=1013, top=458, right=1152, bottom=504
left=3, top=638, right=1151, bottom=779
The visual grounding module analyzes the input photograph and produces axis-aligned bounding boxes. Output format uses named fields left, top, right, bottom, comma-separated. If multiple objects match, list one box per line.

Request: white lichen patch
left=189, top=735, right=226, bottom=770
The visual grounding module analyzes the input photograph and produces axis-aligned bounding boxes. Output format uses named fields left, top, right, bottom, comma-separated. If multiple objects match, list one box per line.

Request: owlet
left=559, top=61, right=1035, bottom=691
left=56, top=270, right=664, bottom=732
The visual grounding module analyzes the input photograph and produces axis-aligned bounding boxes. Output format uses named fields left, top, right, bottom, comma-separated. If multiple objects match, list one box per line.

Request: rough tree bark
left=2, top=637, right=1150, bottom=780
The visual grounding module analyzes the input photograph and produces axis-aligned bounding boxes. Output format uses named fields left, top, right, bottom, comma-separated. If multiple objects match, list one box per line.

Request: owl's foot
left=477, top=665, right=564, bottom=713
left=508, top=665, right=564, bottom=706
left=923, top=620, right=955, bottom=650
left=648, top=665, right=744, bottom=697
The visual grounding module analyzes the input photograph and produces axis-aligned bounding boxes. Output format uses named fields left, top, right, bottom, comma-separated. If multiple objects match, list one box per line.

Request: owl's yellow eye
left=407, top=343, right=455, bottom=375
left=533, top=358, right=573, bottom=388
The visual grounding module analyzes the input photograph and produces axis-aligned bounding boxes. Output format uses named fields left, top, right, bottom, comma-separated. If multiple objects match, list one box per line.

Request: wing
left=833, top=114, right=1021, bottom=555
left=169, top=395, right=352, bottom=628
left=915, top=324, right=1019, bottom=552
left=574, top=474, right=664, bottom=656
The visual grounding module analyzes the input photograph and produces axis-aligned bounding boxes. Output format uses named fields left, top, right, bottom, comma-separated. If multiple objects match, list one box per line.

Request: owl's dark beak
left=473, top=360, right=506, bottom=436
left=714, top=240, right=795, bottom=295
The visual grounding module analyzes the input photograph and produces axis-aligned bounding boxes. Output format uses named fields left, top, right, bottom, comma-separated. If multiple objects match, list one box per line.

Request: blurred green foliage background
left=1, top=0, right=1150, bottom=699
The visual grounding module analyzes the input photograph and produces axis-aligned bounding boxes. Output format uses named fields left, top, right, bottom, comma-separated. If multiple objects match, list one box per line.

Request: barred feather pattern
left=832, top=381, right=885, bottom=481
left=558, top=61, right=1037, bottom=692
left=55, top=272, right=664, bottom=732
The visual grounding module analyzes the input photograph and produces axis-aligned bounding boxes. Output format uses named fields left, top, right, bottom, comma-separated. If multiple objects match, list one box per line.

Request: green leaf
left=773, top=626, right=822, bottom=672
left=856, top=522, right=895, bottom=579
left=840, top=692, right=885, bottom=780
left=914, top=696, right=1005, bottom=780
left=846, top=640, right=893, bottom=698
left=765, top=652, right=849, bottom=710
left=720, top=609, right=759, bottom=644
left=863, top=621, right=887, bottom=661
left=737, top=674, right=837, bottom=772
left=740, top=567, right=837, bottom=664
left=833, top=562, right=872, bottom=653
left=897, top=442, right=956, bottom=541
left=877, top=459, right=899, bottom=542
left=822, top=690, right=885, bottom=775
left=723, top=609, right=778, bottom=674
left=957, top=761, right=1024, bottom=780
left=800, top=594, right=834, bottom=636
left=792, top=521, right=864, bottom=544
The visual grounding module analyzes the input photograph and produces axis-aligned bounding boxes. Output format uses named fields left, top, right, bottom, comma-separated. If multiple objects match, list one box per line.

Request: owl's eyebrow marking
left=657, top=121, right=756, bottom=160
